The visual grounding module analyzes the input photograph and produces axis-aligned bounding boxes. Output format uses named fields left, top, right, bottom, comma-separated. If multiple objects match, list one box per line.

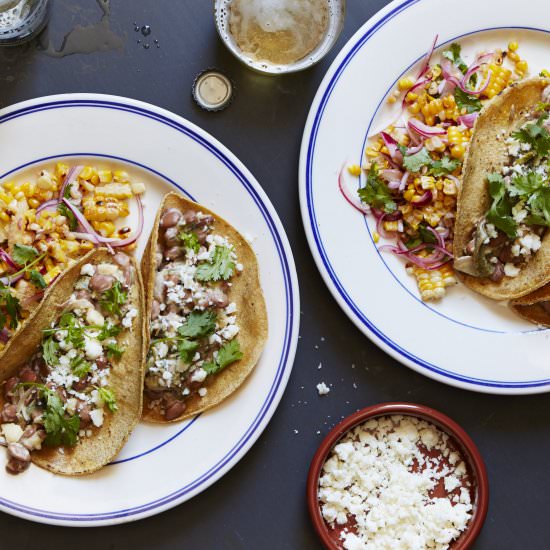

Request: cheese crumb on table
left=318, top=415, right=473, bottom=549
left=316, top=382, right=330, bottom=396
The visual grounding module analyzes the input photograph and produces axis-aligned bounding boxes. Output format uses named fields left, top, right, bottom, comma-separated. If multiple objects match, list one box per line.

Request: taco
left=0, top=248, right=145, bottom=475
left=453, top=77, right=550, bottom=300
left=510, top=283, right=550, bottom=327
left=141, top=192, right=267, bottom=422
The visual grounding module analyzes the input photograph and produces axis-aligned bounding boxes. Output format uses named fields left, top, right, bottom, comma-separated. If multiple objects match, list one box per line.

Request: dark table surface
left=0, top=1, right=548, bottom=548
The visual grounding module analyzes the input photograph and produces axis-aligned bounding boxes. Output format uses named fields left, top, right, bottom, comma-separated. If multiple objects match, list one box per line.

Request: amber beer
left=215, top=0, right=345, bottom=74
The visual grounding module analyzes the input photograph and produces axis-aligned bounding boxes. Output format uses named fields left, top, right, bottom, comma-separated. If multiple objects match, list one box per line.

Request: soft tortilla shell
left=453, top=77, right=550, bottom=300
left=510, top=283, right=550, bottom=326
left=0, top=248, right=145, bottom=475
left=141, top=192, right=268, bottom=423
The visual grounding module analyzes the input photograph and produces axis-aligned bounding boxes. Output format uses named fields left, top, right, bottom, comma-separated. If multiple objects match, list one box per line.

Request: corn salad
left=350, top=39, right=543, bottom=301
left=0, top=163, right=145, bottom=346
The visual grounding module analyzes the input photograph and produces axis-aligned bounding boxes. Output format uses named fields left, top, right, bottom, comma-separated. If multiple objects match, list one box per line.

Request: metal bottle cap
left=192, top=69, right=233, bottom=111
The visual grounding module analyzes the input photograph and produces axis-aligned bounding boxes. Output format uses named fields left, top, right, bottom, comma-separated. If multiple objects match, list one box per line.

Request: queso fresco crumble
left=319, top=415, right=473, bottom=549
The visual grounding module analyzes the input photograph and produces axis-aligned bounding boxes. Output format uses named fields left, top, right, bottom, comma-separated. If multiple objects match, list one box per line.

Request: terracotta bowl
left=306, top=402, right=489, bottom=550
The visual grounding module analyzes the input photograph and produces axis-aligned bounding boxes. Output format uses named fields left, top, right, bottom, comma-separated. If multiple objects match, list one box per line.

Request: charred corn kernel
left=347, top=164, right=362, bottom=177
left=431, top=65, right=442, bottom=79
left=508, top=41, right=519, bottom=52
left=79, top=166, right=93, bottom=180
left=407, top=263, right=456, bottom=301
left=55, top=163, right=69, bottom=179
left=92, top=221, right=116, bottom=237
left=399, top=203, right=413, bottom=215
left=82, top=196, right=129, bottom=221
left=372, top=231, right=380, bottom=243
left=516, top=60, right=528, bottom=75
left=398, top=77, right=415, bottom=91
left=93, top=183, right=132, bottom=199
left=507, top=51, right=519, bottom=62
left=0, top=212, right=9, bottom=223
left=425, top=136, right=446, bottom=153
left=419, top=176, right=435, bottom=190
left=44, top=266, right=62, bottom=285
left=131, top=182, right=146, bottom=194
left=450, top=144, right=465, bottom=159
left=98, top=170, right=113, bottom=183
left=442, top=179, right=458, bottom=195
left=51, top=244, right=66, bottom=263
left=484, top=63, right=512, bottom=98
left=403, top=188, right=415, bottom=202
left=383, top=220, right=399, bottom=232
left=113, top=170, right=130, bottom=183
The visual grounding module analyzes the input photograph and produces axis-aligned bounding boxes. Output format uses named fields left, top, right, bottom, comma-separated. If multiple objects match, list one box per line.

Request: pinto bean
left=89, top=273, right=115, bottom=293
left=72, top=378, right=88, bottom=392
left=151, top=300, right=160, bottom=320
left=123, top=266, right=134, bottom=286
left=6, top=443, right=31, bottom=475
left=164, top=246, right=184, bottom=260
left=19, top=368, right=37, bottom=383
left=77, top=403, right=91, bottom=426
left=113, top=252, right=130, bottom=267
left=164, top=400, right=186, bottom=421
left=182, top=210, right=197, bottom=225
left=160, top=208, right=182, bottom=228
left=95, top=356, right=109, bottom=370
left=3, top=377, right=18, bottom=398
left=75, top=289, right=92, bottom=301
left=0, top=404, right=17, bottom=423
left=200, top=288, right=229, bottom=309
left=490, top=261, right=505, bottom=283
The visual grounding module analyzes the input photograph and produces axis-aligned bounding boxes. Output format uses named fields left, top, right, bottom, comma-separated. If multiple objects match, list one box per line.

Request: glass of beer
left=214, top=0, right=345, bottom=75
left=0, top=0, right=49, bottom=46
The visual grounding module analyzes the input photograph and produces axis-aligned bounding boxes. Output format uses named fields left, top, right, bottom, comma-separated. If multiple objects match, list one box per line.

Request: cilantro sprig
left=357, top=164, right=396, bottom=214
left=442, top=43, right=468, bottom=74
left=454, top=87, right=482, bottom=113
left=511, top=112, right=550, bottom=157
left=485, top=173, right=517, bottom=238
left=196, top=246, right=235, bottom=282
left=70, top=355, right=91, bottom=378
left=12, top=244, right=39, bottom=266
left=402, top=147, right=460, bottom=176
left=99, top=281, right=127, bottom=317
left=179, top=231, right=200, bottom=254
left=18, top=383, right=80, bottom=447
left=95, top=386, right=118, bottom=412
left=203, top=339, right=243, bottom=375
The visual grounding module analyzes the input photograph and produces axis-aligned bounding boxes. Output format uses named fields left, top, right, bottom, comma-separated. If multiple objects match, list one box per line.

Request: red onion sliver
left=36, top=198, right=59, bottom=216
left=417, top=34, right=438, bottom=78
left=411, top=190, right=433, bottom=207
left=457, top=113, right=478, bottom=128
left=0, top=249, right=18, bottom=270
left=399, top=171, right=410, bottom=192
left=408, top=118, right=446, bottom=138
left=459, top=66, right=491, bottom=95
left=59, top=166, right=82, bottom=202
left=381, top=169, right=403, bottom=182
left=338, top=166, right=369, bottom=215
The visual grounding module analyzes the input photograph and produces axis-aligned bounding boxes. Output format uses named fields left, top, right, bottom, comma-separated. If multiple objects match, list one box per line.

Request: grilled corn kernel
left=398, top=77, right=415, bottom=91
left=55, top=163, right=69, bottom=179
left=387, top=94, right=397, bottom=104
left=403, top=189, right=415, bottom=202
left=516, top=60, right=528, bottom=75
left=484, top=63, right=512, bottom=98
left=80, top=241, right=94, bottom=251
left=37, top=172, right=55, bottom=190
left=82, top=196, right=129, bottom=221
left=92, top=221, right=116, bottom=237
left=541, top=69, right=550, bottom=78
left=420, top=176, right=435, bottom=190
left=347, top=164, right=362, bottom=177
left=44, top=266, right=62, bottom=285
left=79, top=166, right=93, bottom=181
left=0, top=192, right=11, bottom=204
left=508, top=41, right=519, bottom=52
left=131, top=182, right=146, bottom=195
left=408, top=262, right=457, bottom=301
left=0, top=212, right=9, bottom=223
left=442, top=179, right=458, bottom=195
left=93, top=183, right=133, bottom=199
left=507, top=51, right=520, bottom=62
left=98, top=170, right=113, bottom=183
left=383, top=221, right=399, bottom=232
left=113, top=170, right=130, bottom=183
left=450, top=144, right=465, bottom=159
left=372, top=231, right=380, bottom=243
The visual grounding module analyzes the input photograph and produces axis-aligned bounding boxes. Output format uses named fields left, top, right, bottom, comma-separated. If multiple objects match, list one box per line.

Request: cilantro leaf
left=196, top=246, right=235, bottom=282
left=203, top=339, right=243, bottom=375
left=0, top=282, right=21, bottom=331
left=12, top=244, right=39, bottom=266
left=20, top=383, right=80, bottom=447
left=70, top=355, right=91, bottom=378
left=179, top=231, right=200, bottom=253
left=402, top=148, right=433, bottom=173
left=430, top=156, right=460, bottom=176
left=357, top=164, right=396, bottom=214
left=525, top=187, right=550, bottom=227
left=42, top=335, right=60, bottom=366
left=29, top=269, right=47, bottom=289
left=99, top=281, right=127, bottom=317
left=454, top=87, right=482, bottom=113
left=96, top=386, right=118, bottom=413
left=57, top=202, right=77, bottom=231
left=177, top=338, right=199, bottom=362
left=509, top=171, right=545, bottom=198
left=97, top=321, right=122, bottom=341
left=485, top=173, right=517, bottom=238
left=512, top=114, right=550, bottom=157
left=177, top=310, right=217, bottom=339
left=57, top=312, right=85, bottom=349
left=442, top=43, right=468, bottom=73
left=105, top=342, right=124, bottom=360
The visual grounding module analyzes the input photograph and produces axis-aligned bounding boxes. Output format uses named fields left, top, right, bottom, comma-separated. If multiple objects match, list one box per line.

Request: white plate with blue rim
left=299, top=0, right=550, bottom=395
left=0, top=93, right=299, bottom=525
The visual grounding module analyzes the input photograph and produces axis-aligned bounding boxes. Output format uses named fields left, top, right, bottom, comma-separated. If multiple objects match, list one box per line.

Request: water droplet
left=143, top=43, right=150, bottom=49
left=137, top=39, right=141, bottom=44
left=134, top=25, right=139, bottom=32
left=153, top=39, right=158, bottom=44
left=141, top=25, right=151, bottom=36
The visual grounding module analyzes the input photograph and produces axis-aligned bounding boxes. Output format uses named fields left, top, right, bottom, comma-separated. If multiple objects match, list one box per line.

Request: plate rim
left=0, top=93, right=300, bottom=526
left=299, top=0, right=550, bottom=395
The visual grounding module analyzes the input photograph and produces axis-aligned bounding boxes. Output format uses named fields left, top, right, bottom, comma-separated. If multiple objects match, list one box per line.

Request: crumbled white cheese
left=504, top=263, right=521, bottom=278
left=89, top=408, right=104, bottom=428
left=1, top=423, right=23, bottom=444
left=319, top=415, right=472, bottom=549
left=122, top=307, right=138, bottom=328
left=316, top=382, right=330, bottom=396
left=190, top=368, right=207, bottom=383
left=84, top=336, right=103, bottom=360
left=198, top=388, right=207, bottom=397
left=97, top=263, right=119, bottom=276
left=225, top=302, right=237, bottom=314
left=80, top=263, right=95, bottom=277
left=86, top=308, right=105, bottom=327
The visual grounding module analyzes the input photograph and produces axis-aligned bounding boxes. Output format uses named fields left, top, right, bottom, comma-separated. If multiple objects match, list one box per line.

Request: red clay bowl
left=307, top=402, right=489, bottom=550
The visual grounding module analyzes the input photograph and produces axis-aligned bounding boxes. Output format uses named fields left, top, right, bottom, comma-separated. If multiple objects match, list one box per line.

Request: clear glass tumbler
left=0, top=0, right=50, bottom=46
